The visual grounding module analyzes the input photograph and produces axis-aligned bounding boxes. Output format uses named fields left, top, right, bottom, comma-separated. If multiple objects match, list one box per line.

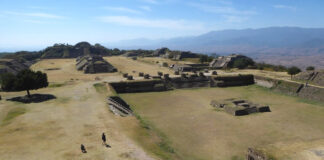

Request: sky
left=0, top=0, right=324, bottom=51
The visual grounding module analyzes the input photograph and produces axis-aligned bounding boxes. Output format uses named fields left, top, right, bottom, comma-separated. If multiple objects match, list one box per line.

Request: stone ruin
left=171, top=63, right=209, bottom=72
left=294, top=70, right=324, bottom=86
left=209, top=54, right=249, bottom=69
left=76, top=55, right=117, bottom=74
left=109, top=74, right=255, bottom=94
left=107, top=96, right=133, bottom=117
left=210, top=99, right=270, bottom=116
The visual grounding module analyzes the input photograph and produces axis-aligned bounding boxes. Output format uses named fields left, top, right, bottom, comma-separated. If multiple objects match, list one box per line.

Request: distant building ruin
left=76, top=55, right=117, bottom=74
left=209, top=54, right=250, bottom=69
left=294, top=70, right=324, bottom=86
left=171, top=64, right=209, bottom=72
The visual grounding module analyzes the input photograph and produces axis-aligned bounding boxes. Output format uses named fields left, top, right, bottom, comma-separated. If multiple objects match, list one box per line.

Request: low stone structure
left=294, top=70, right=324, bottom=86
left=109, top=74, right=255, bottom=94
left=255, top=75, right=324, bottom=103
left=108, top=96, right=133, bottom=117
left=127, top=75, right=133, bottom=80
left=211, top=74, right=254, bottom=87
left=211, top=99, right=270, bottom=116
left=171, top=64, right=209, bottom=72
left=109, top=80, right=168, bottom=93
left=172, top=51, right=199, bottom=60
left=76, top=55, right=117, bottom=74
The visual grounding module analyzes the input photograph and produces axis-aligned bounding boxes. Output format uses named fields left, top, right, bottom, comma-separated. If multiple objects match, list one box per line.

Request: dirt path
left=0, top=59, right=158, bottom=160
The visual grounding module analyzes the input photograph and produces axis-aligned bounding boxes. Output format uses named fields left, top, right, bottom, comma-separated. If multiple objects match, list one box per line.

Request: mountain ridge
left=111, top=27, right=324, bottom=68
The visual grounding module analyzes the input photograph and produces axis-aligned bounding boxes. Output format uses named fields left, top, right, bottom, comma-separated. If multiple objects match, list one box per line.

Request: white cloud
left=104, top=7, right=142, bottom=14
left=97, top=16, right=204, bottom=30
left=139, top=6, right=152, bottom=11
left=27, top=6, right=48, bottom=10
left=273, top=5, right=297, bottom=11
left=188, top=3, right=256, bottom=15
left=141, top=0, right=158, bottom=4
left=23, top=19, right=48, bottom=24
left=222, top=15, right=248, bottom=23
left=3, top=11, right=64, bottom=19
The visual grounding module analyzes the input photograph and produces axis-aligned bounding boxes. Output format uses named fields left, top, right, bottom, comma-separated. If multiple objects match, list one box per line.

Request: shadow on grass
left=7, top=94, right=56, bottom=103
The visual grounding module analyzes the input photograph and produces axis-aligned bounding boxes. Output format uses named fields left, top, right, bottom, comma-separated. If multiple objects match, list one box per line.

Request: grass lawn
left=120, top=85, right=324, bottom=160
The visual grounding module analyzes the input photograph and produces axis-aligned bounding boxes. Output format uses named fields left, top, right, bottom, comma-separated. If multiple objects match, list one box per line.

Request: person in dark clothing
left=81, top=144, right=87, bottom=153
left=102, top=133, right=106, bottom=145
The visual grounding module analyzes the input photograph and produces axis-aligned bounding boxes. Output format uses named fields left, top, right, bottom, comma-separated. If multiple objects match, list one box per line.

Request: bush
left=232, top=58, right=255, bottom=69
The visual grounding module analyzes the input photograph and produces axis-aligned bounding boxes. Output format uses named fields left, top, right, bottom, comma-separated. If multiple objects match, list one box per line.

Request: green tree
left=1, top=69, right=48, bottom=97
left=306, top=66, right=315, bottom=71
left=287, top=66, right=301, bottom=79
left=232, top=58, right=255, bottom=69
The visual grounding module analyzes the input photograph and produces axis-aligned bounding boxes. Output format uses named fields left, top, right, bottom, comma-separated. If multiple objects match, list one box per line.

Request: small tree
left=287, top=66, right=301, bottom=79
left=1, top=69, right=48, bottom=97
left=306, top=66, right=315, bottom=71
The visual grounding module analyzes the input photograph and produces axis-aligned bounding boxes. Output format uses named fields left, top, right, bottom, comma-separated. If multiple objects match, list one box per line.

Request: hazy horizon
left=1, top=0, right=324, bottom=51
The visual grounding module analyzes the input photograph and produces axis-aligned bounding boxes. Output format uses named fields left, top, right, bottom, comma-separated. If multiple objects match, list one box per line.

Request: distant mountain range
left=112, top=27, right=324, bottom=68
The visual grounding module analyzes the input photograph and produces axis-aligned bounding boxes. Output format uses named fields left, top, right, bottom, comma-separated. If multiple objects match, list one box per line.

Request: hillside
left=113, top=27, right=324, bottom=69
left=0, top=42, right=123, bottom=61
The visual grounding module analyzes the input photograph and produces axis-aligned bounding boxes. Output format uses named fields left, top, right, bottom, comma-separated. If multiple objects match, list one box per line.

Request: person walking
left=102, top=133, right=106, bottom=145
left=81, top=144, right=87, bottom=153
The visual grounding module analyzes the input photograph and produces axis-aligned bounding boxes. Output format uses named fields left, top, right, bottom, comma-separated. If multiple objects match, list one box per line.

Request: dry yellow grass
left=106, top=56, right=174, bottom=76
left=0, top=58, right=160, bottom=160
left=121, top=86, right=324, bottom=160
left=1, top=57, right=323, bottom=160
left=30, top=58, right=121, bottom=83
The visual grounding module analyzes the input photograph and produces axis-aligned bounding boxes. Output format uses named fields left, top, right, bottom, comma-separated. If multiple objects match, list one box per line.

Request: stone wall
left=110, top=74, right=255, bottom=94
left=212, top=74, right=255, bottom=87
left=109, top=80, right=168, bottom=93
left=298, top=86, right=324, bottom=102
left=254, top=76, right=275, bottom=88
left=168, top=76, right=211, bottom=89
left=255, top=76, right=324, bottom=103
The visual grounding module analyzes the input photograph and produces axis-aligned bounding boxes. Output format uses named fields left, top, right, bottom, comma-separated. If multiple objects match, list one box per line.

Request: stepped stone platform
left=107, top=96, right=133, bottom=117
left=76, top=55, right=117, bottom=74
left=210, top=99, right=271, bottom=116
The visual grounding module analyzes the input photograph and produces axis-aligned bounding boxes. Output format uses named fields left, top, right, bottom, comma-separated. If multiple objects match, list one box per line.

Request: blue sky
left=0, top=0, right=323, bottom=51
